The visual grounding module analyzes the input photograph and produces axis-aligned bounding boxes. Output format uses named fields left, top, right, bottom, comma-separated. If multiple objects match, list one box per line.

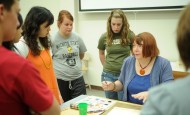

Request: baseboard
left=86, top=85, right=103, bottom=91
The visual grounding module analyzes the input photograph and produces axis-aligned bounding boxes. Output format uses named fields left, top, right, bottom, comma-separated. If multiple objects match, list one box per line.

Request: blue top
left=127, top=74, right=151, bottom=104
left=118, top=56, right=174, bottom=102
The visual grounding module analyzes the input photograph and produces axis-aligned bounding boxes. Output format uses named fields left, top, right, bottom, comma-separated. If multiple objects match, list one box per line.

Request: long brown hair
left=106, top=9, right=130, bottom=46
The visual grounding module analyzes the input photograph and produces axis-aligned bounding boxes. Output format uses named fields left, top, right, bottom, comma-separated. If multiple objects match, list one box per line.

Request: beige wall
left=20, top=0, right=182, bottom=86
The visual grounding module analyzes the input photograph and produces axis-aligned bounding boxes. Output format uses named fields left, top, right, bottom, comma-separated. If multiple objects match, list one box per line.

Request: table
left=60, top=95, right=142, bottom=115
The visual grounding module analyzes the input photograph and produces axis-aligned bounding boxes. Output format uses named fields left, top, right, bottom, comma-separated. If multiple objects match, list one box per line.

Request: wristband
left=112, top=82, right=116, bottom=91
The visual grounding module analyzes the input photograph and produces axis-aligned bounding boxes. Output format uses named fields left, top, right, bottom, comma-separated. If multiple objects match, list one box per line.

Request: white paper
left=107, top=107, right=140, bottom=115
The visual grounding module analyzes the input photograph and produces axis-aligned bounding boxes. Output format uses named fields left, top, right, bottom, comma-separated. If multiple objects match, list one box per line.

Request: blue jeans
left=101, top=71, right=123, bottom=100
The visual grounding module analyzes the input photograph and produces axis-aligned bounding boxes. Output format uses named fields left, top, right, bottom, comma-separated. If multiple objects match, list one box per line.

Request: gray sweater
left=141, top=76, right=190, bottom=115
left=118, top=56, right=174, bottom=102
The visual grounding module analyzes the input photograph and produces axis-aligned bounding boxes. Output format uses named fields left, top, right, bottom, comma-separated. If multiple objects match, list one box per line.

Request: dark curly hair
left=22, top=6, right=54, bottom=56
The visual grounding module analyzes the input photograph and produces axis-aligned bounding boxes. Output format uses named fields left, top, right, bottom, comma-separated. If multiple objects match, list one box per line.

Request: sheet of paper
left=107, top=107, right=140, bottom=115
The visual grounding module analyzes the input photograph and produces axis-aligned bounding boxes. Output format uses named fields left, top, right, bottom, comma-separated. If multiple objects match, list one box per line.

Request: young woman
left=51, top=10, right=87, bottom=102
left=15, top=6, right=62, bottom=104
left=98, top=9, right=135, bottom=100
left=102, top=32, right=174, bottom=104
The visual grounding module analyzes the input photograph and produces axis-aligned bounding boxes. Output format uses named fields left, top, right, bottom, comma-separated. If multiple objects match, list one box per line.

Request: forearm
left=99, top=50, right=105, bottom=65
left=40, top=97, right=61, bottom=115
left=99, top=55, right=105, bottom=65
left=79, top=53, right=85, bottom=60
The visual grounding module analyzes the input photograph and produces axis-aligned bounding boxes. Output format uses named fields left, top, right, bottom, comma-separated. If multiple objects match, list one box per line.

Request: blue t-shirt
left=127, top=74, right=151, bottom=104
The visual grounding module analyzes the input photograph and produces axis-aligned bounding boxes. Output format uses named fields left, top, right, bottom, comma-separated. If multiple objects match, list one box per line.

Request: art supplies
left=70, top=96, right=115, bottom=114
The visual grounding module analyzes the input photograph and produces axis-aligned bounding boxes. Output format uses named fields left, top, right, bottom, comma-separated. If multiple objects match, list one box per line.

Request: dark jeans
left=57, top=76, right=86, bottom=102
left=101, top=71, right=123, bottom=101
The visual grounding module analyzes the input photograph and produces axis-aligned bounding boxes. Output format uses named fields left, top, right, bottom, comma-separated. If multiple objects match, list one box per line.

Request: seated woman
left=102, top=32, right=174, bottom=105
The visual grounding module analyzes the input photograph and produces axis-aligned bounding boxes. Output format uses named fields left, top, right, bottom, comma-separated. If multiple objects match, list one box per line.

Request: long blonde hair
left=106, top=9, right=130, bottom=46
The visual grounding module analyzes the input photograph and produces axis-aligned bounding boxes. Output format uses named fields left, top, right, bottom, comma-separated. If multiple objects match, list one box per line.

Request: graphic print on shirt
left=56, top=41, right=78, bottom=67
left=66, top=45, right=76, bottom=66
left=112, top=39, right=120, bottom=45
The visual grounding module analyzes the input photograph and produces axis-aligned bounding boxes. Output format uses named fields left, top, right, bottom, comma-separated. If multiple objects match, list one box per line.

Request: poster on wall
left=79, top=0, right=190, bottom=12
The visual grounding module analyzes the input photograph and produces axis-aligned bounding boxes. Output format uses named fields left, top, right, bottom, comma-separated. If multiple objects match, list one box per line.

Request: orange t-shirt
left=27, top=49, right=60, bottom=104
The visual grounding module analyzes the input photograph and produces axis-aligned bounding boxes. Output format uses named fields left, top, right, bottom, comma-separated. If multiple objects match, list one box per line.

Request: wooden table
left=60, top=95, right=142, bottom=115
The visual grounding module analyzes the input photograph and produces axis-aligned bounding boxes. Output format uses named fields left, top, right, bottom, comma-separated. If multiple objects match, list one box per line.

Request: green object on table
left=78, top=103, right=88, bottom=115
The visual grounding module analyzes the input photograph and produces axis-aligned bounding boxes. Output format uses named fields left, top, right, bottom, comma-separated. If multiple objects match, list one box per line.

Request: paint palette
left=71, top=96, right=116, bottom=114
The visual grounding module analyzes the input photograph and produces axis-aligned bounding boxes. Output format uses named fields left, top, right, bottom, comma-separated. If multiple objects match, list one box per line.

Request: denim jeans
left=101, top=71, right=123, bottom=100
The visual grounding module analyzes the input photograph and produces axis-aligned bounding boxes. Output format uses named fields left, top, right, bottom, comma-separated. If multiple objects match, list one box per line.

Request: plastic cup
left=78, top=103, right=88, bottom=115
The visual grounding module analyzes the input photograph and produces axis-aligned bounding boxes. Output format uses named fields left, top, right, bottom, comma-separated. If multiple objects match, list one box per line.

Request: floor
left=86, top=88, right=105, bottom=98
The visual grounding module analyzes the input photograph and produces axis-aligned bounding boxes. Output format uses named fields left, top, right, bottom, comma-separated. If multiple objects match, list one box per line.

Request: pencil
left=104, top=77, right=107, bottom=84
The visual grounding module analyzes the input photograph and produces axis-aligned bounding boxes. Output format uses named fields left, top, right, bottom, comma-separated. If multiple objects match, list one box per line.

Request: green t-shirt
left=98, top=31, right=135, bottom=74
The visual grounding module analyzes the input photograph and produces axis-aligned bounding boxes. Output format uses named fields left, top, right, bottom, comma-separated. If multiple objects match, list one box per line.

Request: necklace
left=39, top=50, right=52, bottom=69
left=138, top=58, right=152, bottom=75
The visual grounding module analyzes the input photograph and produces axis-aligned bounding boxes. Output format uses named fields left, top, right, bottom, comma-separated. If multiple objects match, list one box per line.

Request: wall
left=20, top=0, right=75, bottom=34
left=20, top=0, right=183, bottom=87
left=77, top=8, right=182, bottom=86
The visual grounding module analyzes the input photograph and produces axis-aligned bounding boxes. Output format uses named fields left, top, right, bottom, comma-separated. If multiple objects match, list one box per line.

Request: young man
left=0, top=0, right=60, bottom=115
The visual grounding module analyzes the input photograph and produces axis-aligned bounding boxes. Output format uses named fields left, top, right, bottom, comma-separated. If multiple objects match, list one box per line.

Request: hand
left=132, top=91, right=149, bottom=103
left=102, top=81, right=114, bottom=91
left=30, top=109, right=41, bottom=115
left=59, top=95, right=64, bottom=104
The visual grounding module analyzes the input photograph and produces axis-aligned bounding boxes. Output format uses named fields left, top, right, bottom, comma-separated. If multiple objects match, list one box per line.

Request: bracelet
left=112, top=82, right=116, bottom=91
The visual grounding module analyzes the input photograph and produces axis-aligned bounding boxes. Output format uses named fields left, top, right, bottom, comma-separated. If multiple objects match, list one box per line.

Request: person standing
left=98, top=9, right=135, bottom=100
left=0, top=0, right=60, bottom=114
left=51, top=10, right=87, bottom=102
left=15, top=6, right=62, bottom=104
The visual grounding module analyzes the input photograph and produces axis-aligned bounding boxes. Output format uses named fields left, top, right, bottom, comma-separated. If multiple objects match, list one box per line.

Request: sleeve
left=118, top=56, right=132, bottom=84
left=14, top=37, right=29, bottom=58
left=118, top=59, right=127, bottom=84
left=160, top=59, right=174, bottom=83
left=141, top=85, right=178, bottom=115
left=78, top=36, right=87, bottom=53
left=129, top=30, right=135, bottom=39
left=97, top=33, right=106, bottom=50
left=15, top=62, right=53, bottom=112
left=128, top=30, right=135, bottom=49
left=49, top=35, right=53, bottom=56
left=49, top=46, right=53, bottom=56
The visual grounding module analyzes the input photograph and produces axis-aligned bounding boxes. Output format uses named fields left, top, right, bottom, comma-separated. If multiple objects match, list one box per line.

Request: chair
left=173, top=71, right=190, bottom=80
left=82, top=53, right=91, bottom=90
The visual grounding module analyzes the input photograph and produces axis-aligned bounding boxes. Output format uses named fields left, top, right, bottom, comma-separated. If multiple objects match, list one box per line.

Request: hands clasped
left=102, top=81, right=114, bottom=91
